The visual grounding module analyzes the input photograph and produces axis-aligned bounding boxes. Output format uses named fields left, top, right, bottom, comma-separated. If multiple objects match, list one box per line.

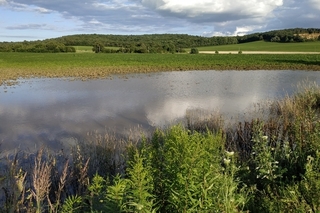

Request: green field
left=73, top=46, right=119, bottom=53
left=197, top=40, right=320, bottom=52
left=73, top=46, right=93, bottom=53
left=1, top=52, right=320, bottom=85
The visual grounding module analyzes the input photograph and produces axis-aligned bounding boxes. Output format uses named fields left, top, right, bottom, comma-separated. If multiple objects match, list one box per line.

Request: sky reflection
left=1, top=70, right=320, bottom=153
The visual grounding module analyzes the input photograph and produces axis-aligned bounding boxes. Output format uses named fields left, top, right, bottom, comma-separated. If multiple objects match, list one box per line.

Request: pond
left=1, top=70, right=320, bottom=153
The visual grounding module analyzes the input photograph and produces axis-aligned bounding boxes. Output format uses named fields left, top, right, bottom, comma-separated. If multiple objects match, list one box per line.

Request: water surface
left=1, top=70, right=320, bottom=152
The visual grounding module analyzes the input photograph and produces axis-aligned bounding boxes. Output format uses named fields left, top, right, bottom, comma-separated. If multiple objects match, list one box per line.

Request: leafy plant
left=61, top=195, right=83, bottom=213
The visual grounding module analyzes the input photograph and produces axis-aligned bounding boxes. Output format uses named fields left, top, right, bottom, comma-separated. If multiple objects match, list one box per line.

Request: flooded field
left=1, top=70, right=320, bottom=152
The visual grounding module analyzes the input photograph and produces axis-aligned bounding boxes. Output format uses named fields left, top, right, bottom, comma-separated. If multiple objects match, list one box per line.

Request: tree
left=190, top=48, right=199, bottom=54
left=93, top=43, right=104, bottom=53
left=270, top=36, right=280, bottom=42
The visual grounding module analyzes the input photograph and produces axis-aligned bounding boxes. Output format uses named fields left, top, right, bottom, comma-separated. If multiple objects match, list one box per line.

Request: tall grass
left=1, top=82, right=320, bottom=212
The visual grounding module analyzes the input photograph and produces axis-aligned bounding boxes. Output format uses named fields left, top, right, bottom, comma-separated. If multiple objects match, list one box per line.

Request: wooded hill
left=0, top=28, right=319, bottom=53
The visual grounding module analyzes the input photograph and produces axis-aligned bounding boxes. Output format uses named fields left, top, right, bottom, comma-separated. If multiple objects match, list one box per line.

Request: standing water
left=1, top=70, right=320, bottom=152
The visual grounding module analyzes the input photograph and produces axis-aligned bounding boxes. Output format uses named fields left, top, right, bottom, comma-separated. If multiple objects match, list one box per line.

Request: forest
left=0, top=28, right=319, bottom=53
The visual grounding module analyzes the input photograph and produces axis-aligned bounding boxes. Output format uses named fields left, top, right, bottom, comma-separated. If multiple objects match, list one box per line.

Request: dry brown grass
left=296, top=33, right=320, bottom=40
left=32, top=149, right=52, bottom=213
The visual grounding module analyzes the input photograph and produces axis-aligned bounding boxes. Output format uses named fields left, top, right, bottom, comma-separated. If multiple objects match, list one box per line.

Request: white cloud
left=234, top=26, right=262, bottom=36
left=35, top=7, right=52, bottom=13
left=142, top=0, right=283, bottom=22
left=1, top=0, right=320, bottom=41
left=6, top=23, right=54, bottom=30
left=309, top=0, right=320, bottom=10
left=88, top=18, right=102, bottom=24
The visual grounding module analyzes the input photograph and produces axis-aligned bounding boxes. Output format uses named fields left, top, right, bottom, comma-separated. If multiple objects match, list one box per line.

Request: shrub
left=190, top=48, right=199, bottom=54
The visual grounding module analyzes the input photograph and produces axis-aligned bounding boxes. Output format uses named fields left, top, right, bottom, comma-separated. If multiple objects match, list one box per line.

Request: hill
left=0, top=28, right=319, bottom=53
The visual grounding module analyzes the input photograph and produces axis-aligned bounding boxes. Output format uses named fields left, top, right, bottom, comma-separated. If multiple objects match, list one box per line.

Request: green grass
left=73, top=46, right=94, bottom=53
left=73, top=46, right=119, bottom=53
left=197, top=40, right=320, bottom=52
left=0, top=52, right=320, bottom=85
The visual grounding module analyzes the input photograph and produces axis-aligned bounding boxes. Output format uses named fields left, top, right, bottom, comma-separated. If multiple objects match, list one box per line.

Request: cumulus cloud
left=1, top=0, right=320, bottom=41
left=142, top=0, right=283, bottom=22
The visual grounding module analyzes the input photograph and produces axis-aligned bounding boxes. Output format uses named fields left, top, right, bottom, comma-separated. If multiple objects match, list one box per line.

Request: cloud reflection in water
left=1, top=70, right=320, bottom=153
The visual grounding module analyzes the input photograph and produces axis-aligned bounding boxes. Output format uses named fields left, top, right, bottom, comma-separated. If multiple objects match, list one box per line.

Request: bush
left=190, top=48, right=199, bottom=54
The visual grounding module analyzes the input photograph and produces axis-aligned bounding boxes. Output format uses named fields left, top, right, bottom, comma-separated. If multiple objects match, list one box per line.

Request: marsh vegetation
left=1, top=82, right=320, bottom=212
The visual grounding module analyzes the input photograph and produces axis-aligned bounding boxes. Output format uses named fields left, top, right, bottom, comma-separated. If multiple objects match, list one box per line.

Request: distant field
left=1, top=52, right=320, bottom=85
left=74, top=42, right=320, bottom=53
left=197, top=41, right=320, bottom=52
left=74, top=46, right=93, bottom=53
left=74, top=46, right=119, bottom=53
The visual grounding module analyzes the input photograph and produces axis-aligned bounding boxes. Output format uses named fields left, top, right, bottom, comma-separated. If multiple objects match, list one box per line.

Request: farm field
left=1, top=52, right=320, bottom=85
left=197, top=40, right=320, bottom=52
left=73, top=46, right=119, bottom=53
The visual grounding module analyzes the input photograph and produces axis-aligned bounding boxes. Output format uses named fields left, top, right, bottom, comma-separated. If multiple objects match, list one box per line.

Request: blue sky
left=1, top=0, right=320, bottom=42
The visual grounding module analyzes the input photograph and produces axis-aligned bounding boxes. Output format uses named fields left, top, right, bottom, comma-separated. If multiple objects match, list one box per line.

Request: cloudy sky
left=0, top=0, right=320, bottom=41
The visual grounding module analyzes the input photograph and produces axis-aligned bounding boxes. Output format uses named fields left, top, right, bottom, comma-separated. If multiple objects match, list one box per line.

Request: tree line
left=0, top=40, right=76, bottom=53
left=238, top=28, right=320, bottom=43
left=0, top=28, right=319, bottom=53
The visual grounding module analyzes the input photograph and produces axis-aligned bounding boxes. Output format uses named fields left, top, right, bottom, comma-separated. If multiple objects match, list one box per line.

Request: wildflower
left=223, top=158, right=231, bottom=165
left=262, top=136, right=268, bottom=141
left=136, top=204, right=144, bottom=211
left=225, top=151, right=234, bottom=157
left=307, top=155, right=314, bottom=162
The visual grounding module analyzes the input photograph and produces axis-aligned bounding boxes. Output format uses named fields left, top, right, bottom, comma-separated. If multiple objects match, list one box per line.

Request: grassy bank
left=1, top=52, right=320, bottom=85
left=1, top=83, right=320, bottom=212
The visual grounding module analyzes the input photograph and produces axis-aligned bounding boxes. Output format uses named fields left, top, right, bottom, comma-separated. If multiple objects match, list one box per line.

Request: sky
left=0, top=0, right=320, bottom=42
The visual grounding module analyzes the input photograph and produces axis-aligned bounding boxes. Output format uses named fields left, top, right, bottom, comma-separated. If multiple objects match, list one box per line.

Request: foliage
left=149, top=125, right=248, bottom=212
left=238, top=28, right=320, bottom=43
left=0, top=40, right=75, bottom=53
left=1, top=28, right=319, bottom=54
left=190, top=48, right=199, bottom=54
left=60, top=195, right=83, bottom=213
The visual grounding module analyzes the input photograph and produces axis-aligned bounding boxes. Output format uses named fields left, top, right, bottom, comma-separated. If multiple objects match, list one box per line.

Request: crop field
left=74, top=46, right=94, bottom=53
left=74, top=46, right=119, bottom=53
left=197, top=40, right=320, bottom=52
left=0, top=52, right=320, bottom=85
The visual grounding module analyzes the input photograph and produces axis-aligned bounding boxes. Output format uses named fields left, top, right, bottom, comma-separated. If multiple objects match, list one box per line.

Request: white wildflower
left=223, top=158, right=231, bottom=165
left=225, top=151, right=234, bottom=157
